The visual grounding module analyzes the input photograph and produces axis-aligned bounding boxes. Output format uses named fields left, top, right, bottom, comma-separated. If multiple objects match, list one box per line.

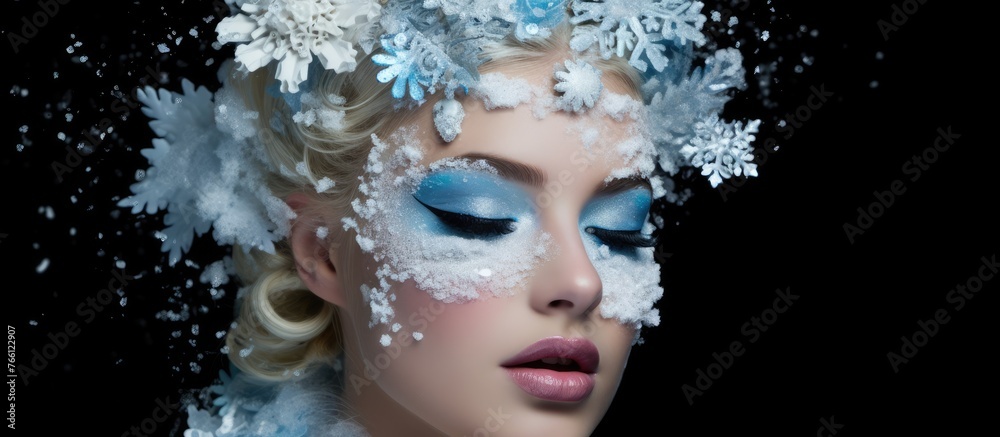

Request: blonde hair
left=225, top=20, right=642, bottom=381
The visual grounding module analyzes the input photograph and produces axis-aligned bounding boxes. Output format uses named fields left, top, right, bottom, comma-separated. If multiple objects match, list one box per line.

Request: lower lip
left=504, top=368, right=596, bottom=402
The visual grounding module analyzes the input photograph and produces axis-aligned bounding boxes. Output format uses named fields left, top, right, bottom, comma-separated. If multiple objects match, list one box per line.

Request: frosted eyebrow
left=598, top=177, right=651, bottom=196
left=454, top=153, right=651, bottom=195
left=455, top=153, right=544, bottom=187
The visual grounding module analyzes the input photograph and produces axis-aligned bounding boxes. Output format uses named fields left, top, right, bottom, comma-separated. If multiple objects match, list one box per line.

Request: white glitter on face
left=343, top=85, right=667, bottom=341
left=342, top=126, right=552, bottom=332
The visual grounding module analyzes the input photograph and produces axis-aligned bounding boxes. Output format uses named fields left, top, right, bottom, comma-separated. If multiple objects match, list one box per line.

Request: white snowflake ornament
left=553, top=59, right=603, bottom=113
left=680, top=115, right=761, bottom=187
left=569, top=0, right=708, bottom=72
left=216, top=0, right=382, bottom=93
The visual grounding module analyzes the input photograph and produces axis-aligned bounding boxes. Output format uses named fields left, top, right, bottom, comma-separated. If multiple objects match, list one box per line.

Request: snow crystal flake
left=119, top=78, right=293, bottom=265
left=216, top=0, right=382, bottom=93
left=553, top=59, right=603, bottom=113
left=569, top=0, right=708, bottom=72
left=680, top=115, right=761, bottom=187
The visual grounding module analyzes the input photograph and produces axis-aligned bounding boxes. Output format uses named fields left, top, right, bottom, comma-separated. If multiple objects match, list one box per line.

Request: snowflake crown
left=119, top=0, right=761, bottom=265
left=216, top=0, right=759, bottom=177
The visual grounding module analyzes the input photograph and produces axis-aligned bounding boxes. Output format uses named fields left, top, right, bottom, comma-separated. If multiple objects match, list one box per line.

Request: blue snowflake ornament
left=513, top=0, right=568, bottom=40
left=372, top=33, right=430, bottom=101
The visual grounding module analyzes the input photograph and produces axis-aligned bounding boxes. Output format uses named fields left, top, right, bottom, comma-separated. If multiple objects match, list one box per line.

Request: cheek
left=357, top=281, right=519, bottom=426
left=347, top=141, right=552, bottom=337
left=583, top=233, right=664, bottom=331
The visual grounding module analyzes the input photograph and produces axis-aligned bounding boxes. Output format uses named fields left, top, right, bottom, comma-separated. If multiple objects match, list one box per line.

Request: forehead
left=411, top=68, right=650, bottom=187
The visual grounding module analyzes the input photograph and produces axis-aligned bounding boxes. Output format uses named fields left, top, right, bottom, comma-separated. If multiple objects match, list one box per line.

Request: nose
left=528, top=220, right=603, bottom=318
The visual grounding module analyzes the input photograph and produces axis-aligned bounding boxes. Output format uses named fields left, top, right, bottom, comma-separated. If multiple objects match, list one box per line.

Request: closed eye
left=414, top=197, right=516, bottom=237
left=585, top=227, right=657, bottom=248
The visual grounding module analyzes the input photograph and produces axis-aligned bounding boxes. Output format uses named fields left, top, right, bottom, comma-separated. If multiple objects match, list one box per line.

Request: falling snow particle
left=315, top=177, right=335, bottom=193
left=36, top=258, right=50, bottom=273
left=316, top=226, right=329, bottom=239
left=761, top=31, right=770, bottom=41
left=380, top=334, right=392, bottom=347
left=157, top=43, right=170, bottom=53
left=412, top=332, right=423, bottom=341
left=391, top=323, right=401, bottom=333
left=116, top=260, right=126, bottom=269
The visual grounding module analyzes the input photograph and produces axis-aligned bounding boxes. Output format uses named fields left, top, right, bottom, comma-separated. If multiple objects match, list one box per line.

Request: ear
left=287, top=192, right=347, bottom=308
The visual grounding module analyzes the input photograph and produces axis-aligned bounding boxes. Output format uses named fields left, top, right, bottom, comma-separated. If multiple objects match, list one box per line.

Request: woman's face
left=335, top=64, right=662, bottom=436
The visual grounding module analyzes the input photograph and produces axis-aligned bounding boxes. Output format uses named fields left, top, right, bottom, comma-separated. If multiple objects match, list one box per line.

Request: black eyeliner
left=414, top=196, right=516, bottom=236
left=585, top=227, right=658, bottom=248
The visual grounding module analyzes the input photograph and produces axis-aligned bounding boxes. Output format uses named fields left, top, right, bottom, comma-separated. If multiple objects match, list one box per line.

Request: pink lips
left=501, top=337, right=599, bottom=402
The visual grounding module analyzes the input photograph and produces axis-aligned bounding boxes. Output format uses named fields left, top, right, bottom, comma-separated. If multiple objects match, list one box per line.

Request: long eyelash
left=414, top=197, right=516, bottom=236
left=584, top=227, right=658, bottom=248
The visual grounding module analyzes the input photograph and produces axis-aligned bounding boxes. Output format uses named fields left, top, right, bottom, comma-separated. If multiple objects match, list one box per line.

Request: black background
left=4, top=1, right=996, bottom=436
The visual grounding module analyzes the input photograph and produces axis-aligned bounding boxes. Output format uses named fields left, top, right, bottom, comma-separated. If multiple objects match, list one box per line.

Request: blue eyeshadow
left=579, top=188, right=652, bottom=232
left=411, top=169, right=532, bottom=221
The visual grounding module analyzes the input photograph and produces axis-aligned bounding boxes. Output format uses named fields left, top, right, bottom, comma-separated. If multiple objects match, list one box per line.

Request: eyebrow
left=455, top=152, right=651, bottom=195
